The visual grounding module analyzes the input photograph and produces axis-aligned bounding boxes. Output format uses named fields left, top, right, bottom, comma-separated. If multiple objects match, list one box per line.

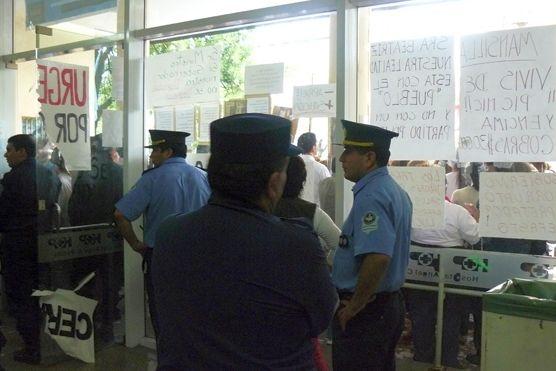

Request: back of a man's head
left=208, top=113, right=300, bottom=204
left=8, top=134, right=36, bottom=157
left=297, top=132, right=317, bottom=154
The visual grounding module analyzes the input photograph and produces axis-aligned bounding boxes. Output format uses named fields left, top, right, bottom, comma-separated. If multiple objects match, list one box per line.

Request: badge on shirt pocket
left=361, top=212, right=379, bottom=234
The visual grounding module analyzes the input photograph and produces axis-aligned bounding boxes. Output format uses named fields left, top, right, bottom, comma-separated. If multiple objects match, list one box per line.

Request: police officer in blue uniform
left=332, top=120, right=412, bottom=371
left=152, top=114, right=337, bottom=370
left=114, top=130, right=211, bottom=341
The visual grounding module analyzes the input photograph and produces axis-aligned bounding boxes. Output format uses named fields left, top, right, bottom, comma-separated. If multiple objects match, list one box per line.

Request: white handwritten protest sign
left=101, top=110, right=123, bottom=148
left=147, top=46, right=222, bottom=107
left=479, top=172, right=556, bottom=240
left=154, top=107, right=174, bottom=130
left=293, top=84, right=336, bottom=118
left=459, top=25, right=556, bottom=162
left=389, top=166, right=445, bottom=228
left=246, top=96, right=270, bottom=114
left=199, top=102, right=220, bottom=142
left=175, top=106, right=195, bottom=146
left=244, top=63, right=284, bottom=95
left=370, top=36, right=455, bottom=160
left=38, top=60, right=91, bottom=170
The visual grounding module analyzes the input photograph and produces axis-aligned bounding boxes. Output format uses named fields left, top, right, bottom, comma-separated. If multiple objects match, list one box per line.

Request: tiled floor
left=0, top=320, right=479, bottom=370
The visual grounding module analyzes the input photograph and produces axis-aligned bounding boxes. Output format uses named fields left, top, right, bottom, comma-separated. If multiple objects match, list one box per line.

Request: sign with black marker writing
left=293, top=84, right=336, bottom=118
left=370, top=36, right=455, bottom=160
left=389, top=166, right=445, bottom=228
left=459, top=25, right=556, bottom=161
left=38, top=60, right=91, bottom=170
left=479, top=172, right=556, bottom=240
left=147, top=46, right=222, bottom=107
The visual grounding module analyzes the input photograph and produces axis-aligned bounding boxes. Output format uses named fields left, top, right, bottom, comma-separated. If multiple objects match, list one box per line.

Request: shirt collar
left=159, top=157, right=186, bottom=166
left=300, top=154, right=315, bottom=162
left=352, top=166, right=388, bottom=196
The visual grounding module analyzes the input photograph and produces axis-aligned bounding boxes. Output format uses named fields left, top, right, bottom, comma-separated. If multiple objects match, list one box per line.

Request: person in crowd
left=451, top=162, right=480, bottom=207
left=297, top=132, right=331, bottom=205
left=274, top=155, right=340, bottom=371
left=275, top=155, right=340, bottom=265
left=319, top=159, right=336, bottom=220
left=332, top=120, right=412, bottom=370
left=445, top=161, right=466, bottom=201
left=50, top=148, right=72, bottom=227
left=114, top=130, right=211, bottom=345
left=67, top=134, right=125, bottom=342
left=152, top=113, right=337, bottom=370
left=69, top=134, right=123, bottom=226
left=408, top=163, right=480, bottom=369
left=0, top=134, right=61, bottom=364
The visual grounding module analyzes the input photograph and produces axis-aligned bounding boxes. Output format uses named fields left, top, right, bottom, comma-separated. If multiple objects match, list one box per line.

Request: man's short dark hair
left=8, top=134, right=36, bottom=157
left=157, top=143, right=187, bottom=158
left=208, top=155, right=288, bottom=203
left=297, top=132, right=317, bottom=154
left=282, top=156, right=306, bottom=198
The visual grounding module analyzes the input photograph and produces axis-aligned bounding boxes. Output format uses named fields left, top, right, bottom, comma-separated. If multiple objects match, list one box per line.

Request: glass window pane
left=146, top=0, right=308, bottom=28
left=145, top=15, right=333, bottom=172
left=8, top=45, right=125, bottom=357
left=13, top=0, right=123, bottom=54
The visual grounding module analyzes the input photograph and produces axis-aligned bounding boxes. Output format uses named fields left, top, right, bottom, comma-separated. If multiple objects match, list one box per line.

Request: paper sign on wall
left=246, top=96, right=270, bottom=114
left=101, top=110, right=123, bottom=148
left=154, top=107, right=174, bottom=130
left=370, top=36, right=455, bottom=160
left=175, top=106, right=195, bottom=146
left=199, top=103, right=220, bottom=142
left=293, top=84, right=336, bottom=118
left=459, top=25, right=556, bottom=162
left=479, top=172, right=556, bottom=240
left=389, top=166, right=445, bottom=228
left=38, top=60, right=91, bottom=170
left=147, top=46, right=222, bottom=107
left=244, top=63, right=284, bottom=95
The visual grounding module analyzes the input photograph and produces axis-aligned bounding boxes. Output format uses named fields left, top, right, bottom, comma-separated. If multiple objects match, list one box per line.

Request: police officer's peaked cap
left=210, top=113, right=302, bottom=163
left=341, top=119, right=399, bottom=150
left=144, top=129, right=190, bottom=148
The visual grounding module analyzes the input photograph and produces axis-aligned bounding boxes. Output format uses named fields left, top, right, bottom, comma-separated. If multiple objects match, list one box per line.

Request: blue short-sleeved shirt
left=115, top=157, right=211, bottom=247
left=332, top=167, right=412, bottom=293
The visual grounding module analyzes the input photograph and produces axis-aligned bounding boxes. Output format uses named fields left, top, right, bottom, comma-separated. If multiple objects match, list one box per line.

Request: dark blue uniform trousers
left=332, top=291, right=404, bottom=371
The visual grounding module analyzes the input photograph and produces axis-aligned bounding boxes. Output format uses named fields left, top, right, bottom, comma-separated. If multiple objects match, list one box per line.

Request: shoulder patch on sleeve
left=361, top=211, right=379, bottom=234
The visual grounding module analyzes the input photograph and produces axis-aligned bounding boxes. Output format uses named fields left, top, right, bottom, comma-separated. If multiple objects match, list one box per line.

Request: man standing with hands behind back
left=332, top=120, right=412, bottom=371
left=114, top=130, right=211, bottom=343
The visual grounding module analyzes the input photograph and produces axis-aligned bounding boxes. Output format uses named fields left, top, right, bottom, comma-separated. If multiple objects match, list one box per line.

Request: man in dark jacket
left=0, top=134, right=60, bottom=364
left=153, top=113, right=337, bottom=370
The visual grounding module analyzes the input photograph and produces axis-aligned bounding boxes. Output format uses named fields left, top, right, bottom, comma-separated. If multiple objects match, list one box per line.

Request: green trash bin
left=481, top=278, right=556, bottom=371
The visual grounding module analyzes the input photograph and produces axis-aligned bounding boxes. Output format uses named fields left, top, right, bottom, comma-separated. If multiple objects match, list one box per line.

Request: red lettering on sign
left=37, top=64, right=88, bottom=107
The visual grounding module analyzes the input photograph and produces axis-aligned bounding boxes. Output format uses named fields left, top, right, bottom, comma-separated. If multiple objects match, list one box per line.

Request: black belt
left=338, top=290, right=399, bottom=301
left=411, top=241, right=462, bottom=249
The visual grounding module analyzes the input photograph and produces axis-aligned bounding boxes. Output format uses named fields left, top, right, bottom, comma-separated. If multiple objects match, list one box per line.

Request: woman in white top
left=274, top=156, right=340, bottom=265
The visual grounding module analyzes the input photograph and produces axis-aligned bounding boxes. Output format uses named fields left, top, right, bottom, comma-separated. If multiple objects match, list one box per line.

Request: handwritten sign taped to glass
left=459, top=25, right=556, bottom=162
left=389, top=166, right=445, bottom=228
left=479, top=172, right=556, bottom=240
left=147, top=46, right=222, bottom=107
left=38, top=59, right=91, bottom=170
left=370, top=36, right=455, bottom=160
